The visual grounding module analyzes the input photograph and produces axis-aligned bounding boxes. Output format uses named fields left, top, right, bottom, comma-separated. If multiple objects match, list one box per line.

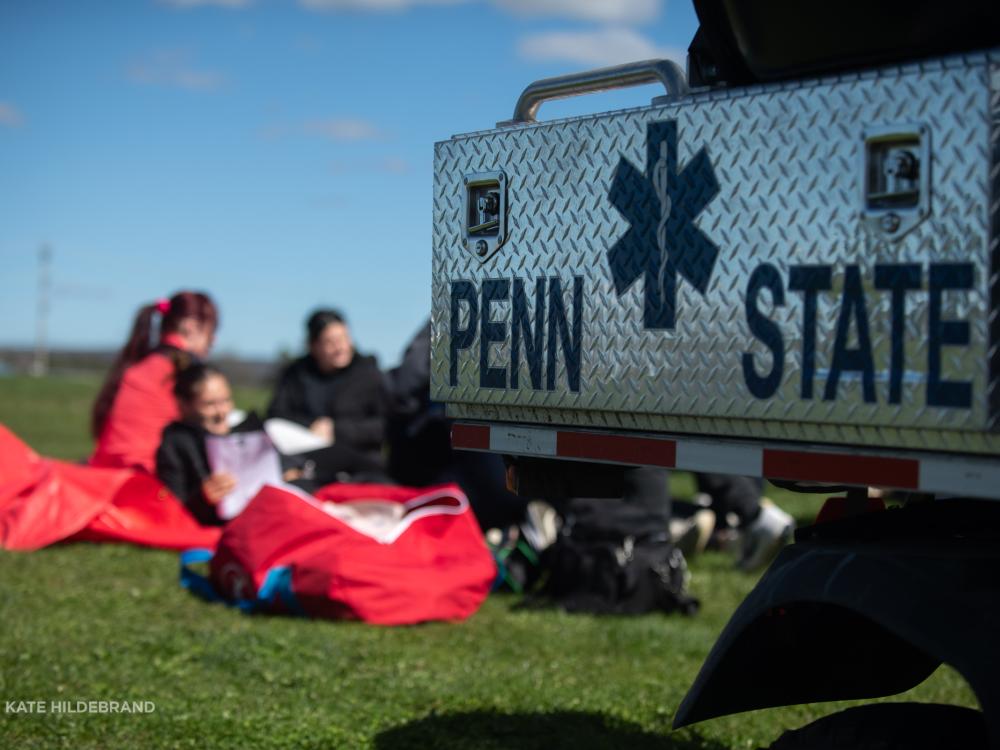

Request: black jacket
left=266, top=353, right=387, bottom=467
left=155, top=414, right=263, bottom=526
left=384, top=319, right=526, bottom=530
left=386, top=320, right=450, bottom=485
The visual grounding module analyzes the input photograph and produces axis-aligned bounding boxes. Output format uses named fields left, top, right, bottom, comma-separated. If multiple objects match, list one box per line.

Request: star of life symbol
left=607, top=120, right=721, bottom=330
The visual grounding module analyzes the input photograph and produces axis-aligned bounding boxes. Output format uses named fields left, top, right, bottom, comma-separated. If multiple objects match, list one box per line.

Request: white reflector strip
left=489, top=425, right=558, bottom=457
left=452, top=423, right=1000, bottom=501
left=919, top=456, right=1000, bottom=498
left=676, top=440, right=763, bottom=476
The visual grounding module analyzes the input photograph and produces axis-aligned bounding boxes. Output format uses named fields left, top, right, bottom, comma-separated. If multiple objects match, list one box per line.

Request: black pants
left=557, top=468, right=672, bottom=539
left=695, top=473, right=761, bottom=528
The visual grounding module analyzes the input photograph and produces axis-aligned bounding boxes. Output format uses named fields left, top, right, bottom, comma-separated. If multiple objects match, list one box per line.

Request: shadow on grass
left=371, top=709, right=730, bottom=750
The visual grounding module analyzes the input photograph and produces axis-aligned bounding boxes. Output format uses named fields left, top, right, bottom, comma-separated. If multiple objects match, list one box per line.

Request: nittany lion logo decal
left=607, top=120, right=720, bottom=329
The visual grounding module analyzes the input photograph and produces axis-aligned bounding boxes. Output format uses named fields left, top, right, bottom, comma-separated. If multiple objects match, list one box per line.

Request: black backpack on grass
left=535, top=496, right=699, bottom=616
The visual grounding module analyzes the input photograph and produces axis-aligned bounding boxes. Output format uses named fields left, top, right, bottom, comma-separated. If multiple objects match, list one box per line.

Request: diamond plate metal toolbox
left=431, top=51, right=1000, bottom=457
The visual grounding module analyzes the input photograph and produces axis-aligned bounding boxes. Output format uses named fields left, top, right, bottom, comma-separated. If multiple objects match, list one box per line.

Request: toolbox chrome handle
left=500, top=59, right=688, bottom=126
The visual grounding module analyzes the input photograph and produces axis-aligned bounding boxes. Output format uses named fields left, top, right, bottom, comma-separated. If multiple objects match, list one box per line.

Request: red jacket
left=89, top=351, right=180, bottom=473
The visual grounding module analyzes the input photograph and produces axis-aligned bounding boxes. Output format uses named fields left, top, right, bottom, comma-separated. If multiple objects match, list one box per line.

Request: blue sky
left=0, top=0, right=698, bottom=366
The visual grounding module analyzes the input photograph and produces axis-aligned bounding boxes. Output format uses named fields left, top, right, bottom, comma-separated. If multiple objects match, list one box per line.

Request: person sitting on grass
left=90, top=291, right=218, bottom=473
left=267, top=308, right=388, bottom=485
left=157, top=364, right=381, bottom=526
left=155, top=364, right=262, bottom=526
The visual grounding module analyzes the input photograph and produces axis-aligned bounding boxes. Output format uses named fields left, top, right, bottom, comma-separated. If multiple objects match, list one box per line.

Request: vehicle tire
left=763, top=703, right=987, bottom=749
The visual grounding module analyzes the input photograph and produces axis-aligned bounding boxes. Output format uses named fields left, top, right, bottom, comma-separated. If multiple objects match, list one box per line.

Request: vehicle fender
left=674, top=512, right=1000, bottom=741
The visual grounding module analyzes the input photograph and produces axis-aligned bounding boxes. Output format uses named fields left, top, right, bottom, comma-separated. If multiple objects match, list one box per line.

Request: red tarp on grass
left=0, top=425, right=221, bottom=551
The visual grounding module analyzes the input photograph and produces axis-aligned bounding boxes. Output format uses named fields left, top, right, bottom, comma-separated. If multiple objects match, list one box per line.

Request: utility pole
left=31, top=244, right=51, bottom=377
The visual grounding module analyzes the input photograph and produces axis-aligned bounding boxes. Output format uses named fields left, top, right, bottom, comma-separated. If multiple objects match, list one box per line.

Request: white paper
left=204, top=431, right=284, bottom=520
left=320, top=500, right=406, bottom=542
left=316, top=490, right=468, bottom=545
left=263, top=418, right=333, bottom=455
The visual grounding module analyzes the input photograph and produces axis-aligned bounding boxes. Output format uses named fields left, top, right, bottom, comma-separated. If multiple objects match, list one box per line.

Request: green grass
left=0, top=375, right=270, bottom=462
left=0, top=375, right=978, bottom=749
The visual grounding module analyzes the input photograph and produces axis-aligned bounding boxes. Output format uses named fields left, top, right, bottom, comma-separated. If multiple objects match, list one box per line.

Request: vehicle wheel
left=763, top=703, right=987, bottom=749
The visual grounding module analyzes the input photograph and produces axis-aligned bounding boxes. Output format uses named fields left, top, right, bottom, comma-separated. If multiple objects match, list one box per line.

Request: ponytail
left=91, top=303, right=160, bottom=438
left=90, top=290, right=218, bottom=438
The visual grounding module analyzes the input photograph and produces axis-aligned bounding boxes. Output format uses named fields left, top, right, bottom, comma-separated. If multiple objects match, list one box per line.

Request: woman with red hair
left=89, top=291, right=219, bottom=473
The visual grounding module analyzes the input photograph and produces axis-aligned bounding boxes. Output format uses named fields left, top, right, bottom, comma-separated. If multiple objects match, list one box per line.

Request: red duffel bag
left=195, top=482, right=495, bottom=626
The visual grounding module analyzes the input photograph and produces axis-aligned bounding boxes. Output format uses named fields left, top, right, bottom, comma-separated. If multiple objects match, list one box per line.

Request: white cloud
left=300, top=0, right=464, bottom=11
left=0, top=102, right=23, bottom=128
left=493, top=0, right=659, bottom=24
left=305, top=118, right=384, bottom=141
left=159, top=0, right=251, bottom=8
left=518, top=27, right=684, bottom=68
left=127, top=51, right=225, bottom=91
left=300, top=0, right=658, bottom=18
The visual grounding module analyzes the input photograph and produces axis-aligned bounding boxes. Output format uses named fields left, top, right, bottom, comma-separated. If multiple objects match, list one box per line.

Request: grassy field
left=0, top=375, right=977, bottom=749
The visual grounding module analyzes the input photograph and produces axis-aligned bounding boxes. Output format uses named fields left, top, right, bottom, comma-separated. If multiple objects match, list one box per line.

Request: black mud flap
left=673, top=500, right=1000, bottom=747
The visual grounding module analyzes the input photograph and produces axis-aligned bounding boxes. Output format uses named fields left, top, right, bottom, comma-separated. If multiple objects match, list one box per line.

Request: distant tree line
left=0, top=347, right=282, bottom=388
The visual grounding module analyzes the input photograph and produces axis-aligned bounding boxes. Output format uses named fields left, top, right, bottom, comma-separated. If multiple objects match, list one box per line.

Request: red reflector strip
left=763, top=449, right=919, bottom=489
left=451, top=423, right=490, bottom=451
left=557, top=431, right=676, bottom=467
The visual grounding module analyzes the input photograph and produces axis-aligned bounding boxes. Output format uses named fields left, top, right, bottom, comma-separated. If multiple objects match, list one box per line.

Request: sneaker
left=670, top=508, right=716, bottom=559
left=521, top=500, right=560, bottom=552
left=737, top=500, right=795, bottom=572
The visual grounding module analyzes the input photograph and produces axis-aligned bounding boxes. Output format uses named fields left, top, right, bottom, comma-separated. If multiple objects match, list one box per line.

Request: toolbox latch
left=463, top=170, right=507, bottom=262
left=862, top=124, right=930, bottom=240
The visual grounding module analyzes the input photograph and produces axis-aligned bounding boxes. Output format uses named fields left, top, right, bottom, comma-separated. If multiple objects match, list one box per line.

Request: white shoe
left=521, top=500, right=560, bottom=552
left=737, top=500, right=794, bottom=571
left=670, top=508, right=716, bottom=559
